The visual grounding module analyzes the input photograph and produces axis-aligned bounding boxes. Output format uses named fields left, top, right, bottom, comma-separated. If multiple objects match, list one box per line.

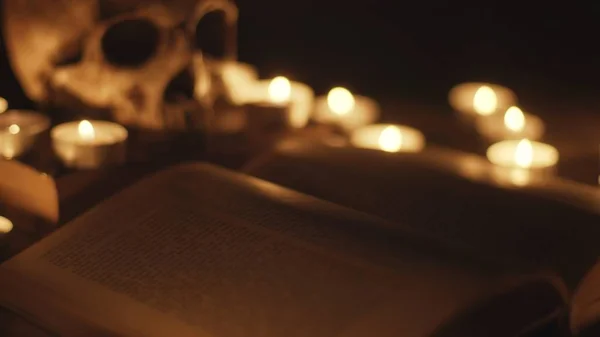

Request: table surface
left=2, top=102, right=600, bottom=335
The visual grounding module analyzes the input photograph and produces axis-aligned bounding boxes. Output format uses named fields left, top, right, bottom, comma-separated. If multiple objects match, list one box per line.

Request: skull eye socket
left=195, top=11, right=227, bottom=59
left=101, top=18, right=160, bottom=67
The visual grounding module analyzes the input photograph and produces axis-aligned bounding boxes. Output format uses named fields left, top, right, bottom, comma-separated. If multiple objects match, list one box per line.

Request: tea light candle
left=243, top=76, right=314, bottom=128
left=476, top=106, right=545, bottom=141
left=486, top=139, right=558, bottom=186
left=0, top=97, right=8, bottom=114
left=449, top=82, right=517, bottom=119
left=313, top=87, right=379, bottom=131
left=245, top=76, right=292, bottom=133
left=0, top=215, right=13, bottom=246
left=350, top=124, right=425, bottom=153
left=487, top=139, right=558, bottom=169
left=0, top=110, right=50, bottom=159
left=51, top=120, right=128, bottom=169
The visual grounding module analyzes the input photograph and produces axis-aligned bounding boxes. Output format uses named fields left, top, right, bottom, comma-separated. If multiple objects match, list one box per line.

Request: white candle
left=242, top=76, right=315, bottom=128
left=449, top=82, right=517, bottom=118
left=476, top=106, right=545, bottom=141
left=0, top=215, right=13, bottom=246
left=0, top=216, right=13, bottom=234
left=313, top=87, right=379, bottom=131
left=351, top=124, right=425, bottom=153
left=244, top=77, right=293, bottom=147
left=0, top=110, right=50, bottom=159
left=0, top=97, right=8, bottom=114
left=268, top=76, right=292, bottom=104
left=51, top=120, right=128, bottom=169
left=487, top=139, right=558, bottom=169
left=486, top=139, right=558, bottom=186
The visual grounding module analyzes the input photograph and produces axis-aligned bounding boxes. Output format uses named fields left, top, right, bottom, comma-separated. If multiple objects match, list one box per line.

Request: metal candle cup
left=486, top=139, right=559, bottom=186
left=476, top=106, right=545, bottom=142
left=0, top=110, right=50, bottom=159
left=313, top=87, right=379, bottom=132
left=449, top=82, right=517, bottom=121
left=51, top=120, right=128, bottom=169
left=0, top=215, right=13, bottom=248
left=240, top=76, right=314, bottom=129
left=351, top=124, right=426, bottom=153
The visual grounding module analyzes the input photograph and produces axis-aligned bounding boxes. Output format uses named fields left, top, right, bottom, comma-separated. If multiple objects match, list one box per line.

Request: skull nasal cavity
left=101, top=19, right=160, bottom=67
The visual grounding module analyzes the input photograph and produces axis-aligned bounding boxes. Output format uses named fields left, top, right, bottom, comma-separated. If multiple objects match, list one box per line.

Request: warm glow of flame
left=0, top=216, right=13, bottom=234
left=514, top=139, right=533, bottom=168
left=504, top=106, right=525, bottom=132
left=327, top=87, right=355, bottom=115
left=509, top=169, right=531, bottom=186
left=8, top=124, right=20, bottom=135
left=0, top=97, right=7, bottom=114
left=378, top=126, right=403, bottom=152
left=78, top=120, right=95, bottom=141
left=268, top=76, right=291, bottom=103
left=473, top=85, right=497, bottom=115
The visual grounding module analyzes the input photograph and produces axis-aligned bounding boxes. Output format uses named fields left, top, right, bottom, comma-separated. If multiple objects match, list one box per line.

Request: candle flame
left=473, top=85, right=497, bottom=116
left=0, top=215, right=13, bottom=234
left=504, top=106, right=525, bottom=132
left=8, top=124, right=20, bottom=135
left=327, top=87, right=355, bottom=115
left=515, top=139, right=533, bottom=168
left=268, top=76, right=291, bottom=103
left=78, top=120, right=95, bottom=141
left=0, top=97, right=7, bottom=114
left=378, top=125, right=403, bottom=152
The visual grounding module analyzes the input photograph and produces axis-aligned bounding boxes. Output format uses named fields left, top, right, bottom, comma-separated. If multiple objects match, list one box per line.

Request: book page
left=0, top=163, right=554, bottom=337
left=244, top=141, right=600, bottom=287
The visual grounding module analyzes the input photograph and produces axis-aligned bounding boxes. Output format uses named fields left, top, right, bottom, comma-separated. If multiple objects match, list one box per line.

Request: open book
left=244, top=139, right=600, bottom=289
left=242, top=140, right=600, bottom=335
left=0, top=162, right=577, bottom=336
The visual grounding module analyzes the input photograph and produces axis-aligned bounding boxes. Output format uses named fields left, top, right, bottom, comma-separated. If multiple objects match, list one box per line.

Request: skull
left=2, top=0, right=238, bottom=130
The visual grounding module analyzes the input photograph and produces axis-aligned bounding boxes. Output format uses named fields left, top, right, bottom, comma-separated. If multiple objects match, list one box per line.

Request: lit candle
left=242, top=76, right=314, bottom=128
left=486, top=139, right=558, bottom=186
left=268, top=76, right=292, bottom=104
left=350, top=124, right=426, bottom=153
left=0, top=215, right=13, bottom=246
left=51, top=120, right=128, bottom=169
left=0, top=110, right=50, bottom=159
left=476, top=106, right=545, bottom=141
left=244, top=77, right=292, bottom=135
left=449, top=82, right=517, bottom=119
left=0, top=97, right=8, bottom=114
left=238, top=76, right=291, bottom=153
left=487, top=139, right=558, bottom=169
left=313, top=87, right=379, bottom=131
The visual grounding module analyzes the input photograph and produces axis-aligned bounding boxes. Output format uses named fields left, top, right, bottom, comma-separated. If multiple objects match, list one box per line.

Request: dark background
left=2, top=1, right=600, bottom=113
left=236, top=1, right=600, bottom=110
